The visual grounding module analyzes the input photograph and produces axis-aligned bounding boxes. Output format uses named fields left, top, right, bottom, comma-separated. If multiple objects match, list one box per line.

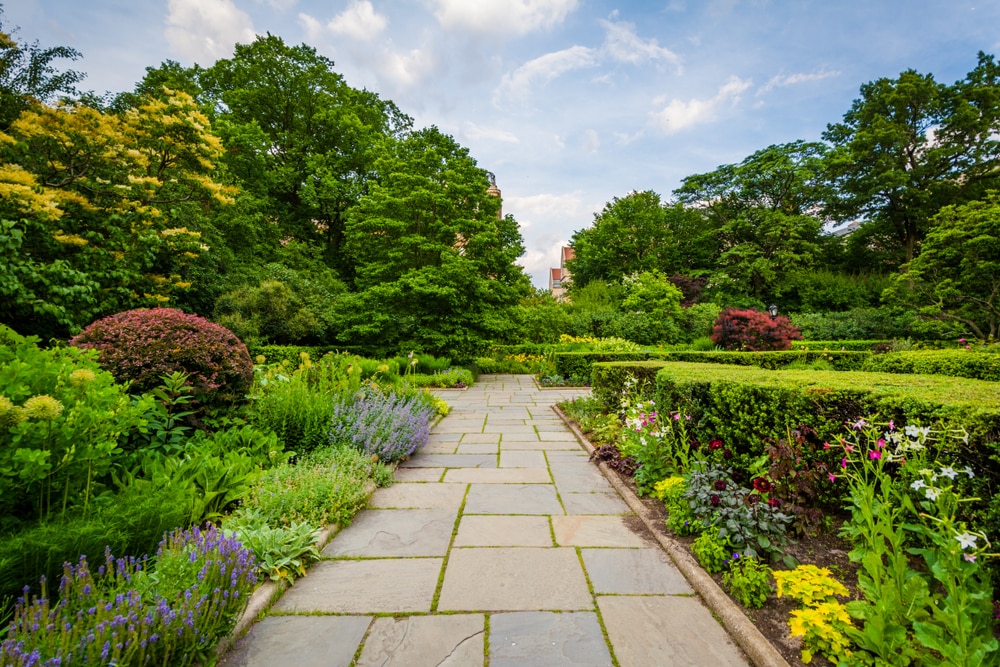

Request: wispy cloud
left=583, top=129, right=600, bottom=153
left=651, top=76, right=752, bottom=134
left=494, top=46, right=599, bottom=106
left=327, top=0, right=387, bottom=41
left=463, top=122, right=521, bottom=144
left=600, top=19, right=681, bottom=70
left=432, top=0, right=579, bottom=36
left=757, top=68, right=841, bottom=95
left=165, top=0, right=256, bottom=63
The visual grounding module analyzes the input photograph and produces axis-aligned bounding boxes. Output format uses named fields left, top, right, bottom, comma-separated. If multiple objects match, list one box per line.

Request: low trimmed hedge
left=555, top=352, right=647, bottom=381
left=862, top=350, right=1000, bottom=382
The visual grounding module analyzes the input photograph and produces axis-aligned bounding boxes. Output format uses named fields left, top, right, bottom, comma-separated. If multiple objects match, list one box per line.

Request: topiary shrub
left=711, top=308, right=802, bottom=351
left=70, top=308, right=253, bottom=402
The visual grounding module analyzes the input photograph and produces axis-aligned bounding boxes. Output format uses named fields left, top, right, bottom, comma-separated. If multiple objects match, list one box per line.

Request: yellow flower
left=69, top=368, right=96, bottom=386
left=23, top=395, right=64, bottom=420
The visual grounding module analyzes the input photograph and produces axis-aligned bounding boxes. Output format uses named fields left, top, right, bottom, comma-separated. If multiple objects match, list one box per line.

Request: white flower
left=964, top=466, right=975, bottom=478
left=911, top=479, right=927, bottom=490
left=904, top=425, right=932, bottom=439
left=955, top=532, right=979, bottom=550
left=939, top=467, right=958, bottom=480
left=925, top=487, right=941, bottom=501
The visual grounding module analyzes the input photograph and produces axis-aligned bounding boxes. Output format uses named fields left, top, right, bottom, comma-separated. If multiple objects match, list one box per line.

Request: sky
left=6, top=0, right=1000, bottom=288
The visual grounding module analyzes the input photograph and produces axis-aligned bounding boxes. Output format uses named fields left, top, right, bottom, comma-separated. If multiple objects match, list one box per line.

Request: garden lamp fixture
left=767, top=303, right=778, bottom=320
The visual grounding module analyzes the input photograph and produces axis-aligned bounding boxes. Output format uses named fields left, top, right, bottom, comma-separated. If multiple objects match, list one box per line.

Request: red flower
left=709, top=439, right=723, bottom=450
left=766, top=497, right=782, bottom=507
left=752, top=477, right=774, bottom=493
left=710, top=494, right=721, bottom=507
left=746, top=493, right=761, bottom=506
left=714, top=479, right=727, bottom=491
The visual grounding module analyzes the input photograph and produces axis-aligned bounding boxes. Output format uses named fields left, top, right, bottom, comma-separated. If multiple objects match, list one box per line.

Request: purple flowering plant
left=0, top=524, right=256, bottom=666
left=328, top=388, right=437, bottom=463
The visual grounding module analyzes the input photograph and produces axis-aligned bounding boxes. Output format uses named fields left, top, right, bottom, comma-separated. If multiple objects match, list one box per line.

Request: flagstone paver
left=221, top=374, right=749, bottom=666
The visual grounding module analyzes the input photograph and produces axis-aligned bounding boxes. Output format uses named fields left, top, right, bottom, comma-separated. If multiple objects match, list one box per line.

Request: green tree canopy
left=885, top=193, right=1000, bottom=341
left=823, top=54, right=1000, bottom=266
left=339, top=127, right=529, bottom=359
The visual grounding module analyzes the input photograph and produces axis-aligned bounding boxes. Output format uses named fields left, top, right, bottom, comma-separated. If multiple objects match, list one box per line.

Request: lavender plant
left=0, top=525, right=256, bottom=666
left=328, top=389, right=437, bottom=463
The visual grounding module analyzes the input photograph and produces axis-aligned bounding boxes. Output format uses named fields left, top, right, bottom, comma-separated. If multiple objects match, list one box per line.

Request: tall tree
left=198, top=35, right=410, bottom=277
left=885, top=194, right=1000, bottom=341
left=340, top=127, right=529, bottom=359
left=674, top=141, right=827, bottom=300
left=567, top=190, right=710, bottom=287
left=822, top=54, right=1000, bottom=266
left=0, top=7, right=84, bottom=129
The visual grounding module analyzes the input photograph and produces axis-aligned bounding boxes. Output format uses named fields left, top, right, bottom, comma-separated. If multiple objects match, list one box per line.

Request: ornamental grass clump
left=0, top=524, right=256, bottom=666
left=329, top=389, right=437, bottom=463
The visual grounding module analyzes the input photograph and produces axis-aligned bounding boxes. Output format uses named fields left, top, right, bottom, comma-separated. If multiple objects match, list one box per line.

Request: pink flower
left=852, top=418, right=867, bottom=430
left=869, top=450, right=881, bottom=460
left=828, top=473, right=836, bottom=482
left=888, top=420, right=895, bottom=431
left=673, top=413, right=681, bottom=421
left=965, top=345, right=971, bottom=350
left=959, top=338, right=966, bottom=344
left=876, top=438, right=886, bottom=449
left=841, top=458, right=848, bottom=469
left=845, top=444, right=855, bottom=453
left=823, top=441, right=831, bottom=450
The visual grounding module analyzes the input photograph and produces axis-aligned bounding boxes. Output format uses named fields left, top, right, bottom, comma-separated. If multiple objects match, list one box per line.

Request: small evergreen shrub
left=70, top=308, right=253, bottom=401
left=711, top=308, right=802, bottom=351
left=862, top=349, right=1000, bottom=381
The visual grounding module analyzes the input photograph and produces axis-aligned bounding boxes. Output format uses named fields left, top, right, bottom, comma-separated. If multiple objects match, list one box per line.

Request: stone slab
left=355, top=614, right=485, bottom=667
left=273, top=558, right=442, bottom=613
left=552, top=516, right=650, bottom=548
left=489, top=612, right=613, bottom=667
left=393, top=467, right=445, bottom=483
left=433, top=419, right=485, bottom=433
left=550, top=465, right=616, bottom=493
left=421, top=441, right=458, bottom=454
left=367, top=483, right=466, bottom=510
left=461, top=432, right=502, bottom=444
left=452, top=515, right=553, bottom=547
left=499, top=451, right=547, bottom=468
left=437, top=548, right=592, bottom=611
left=426, top=432, right=462, bottom=443
left=220, top=615, right=371, bottom=667
left=582, top=548, right=693, bottom=594
left=323, top=509, right=456, bottom=557
left=443, top=468, right=551, bottom=484
left=501, top=440, right=582, bottom=451
left=463, top=484, right=564, bottom=515
left=598, top=595, right=749, bottom=667
left=399, top=454, right=497, bottom=469
left=456, top=443, right=498, bottom=455
left=560, top=492, right=630, bottom=515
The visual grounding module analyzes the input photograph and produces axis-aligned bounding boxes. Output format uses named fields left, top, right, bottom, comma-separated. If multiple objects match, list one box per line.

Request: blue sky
left=6, top=0, right=1000, bottom=288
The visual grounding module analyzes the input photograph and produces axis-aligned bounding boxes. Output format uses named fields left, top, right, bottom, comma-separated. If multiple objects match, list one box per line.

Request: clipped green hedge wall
left=790, top=340, right=891, bottom=352
left=862, top=350, right=1000, bottom=382
left=554, top=352, right=647, bottom=381
left=664, top=350, right=869, bottom=371
left=591, top=361, right=667, bottom=414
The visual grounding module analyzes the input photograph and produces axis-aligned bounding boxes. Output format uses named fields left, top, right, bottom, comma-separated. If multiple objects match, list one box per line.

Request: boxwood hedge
left=862, top=350, right=1000, bottom=382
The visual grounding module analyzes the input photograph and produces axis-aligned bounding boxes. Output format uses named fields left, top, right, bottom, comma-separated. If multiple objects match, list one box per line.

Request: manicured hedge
left=790, top=340, right=891, bottom=352
left=554, top=352, right=647, bottom=381
left=862, top=350, right=1000, bottom=382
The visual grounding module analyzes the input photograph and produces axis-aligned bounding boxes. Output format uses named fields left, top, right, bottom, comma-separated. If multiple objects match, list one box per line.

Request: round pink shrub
left=70, top=308, right=253, bottom=401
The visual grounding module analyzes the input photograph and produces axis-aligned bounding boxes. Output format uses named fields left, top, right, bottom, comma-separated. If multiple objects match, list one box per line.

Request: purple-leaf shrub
left=0, top=524, right=256, bottom=667
left=70, top=308, right=253, bottom=401
left=329, top=390, right=437, bottom=463
left=711, top=308, right=803, bottom=352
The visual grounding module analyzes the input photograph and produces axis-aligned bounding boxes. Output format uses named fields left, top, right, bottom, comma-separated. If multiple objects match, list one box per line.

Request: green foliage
left=405, top=369, right=473, bottom=388
left=723, top=556, right=772, bottom=609
left=70, top=308, right=254, bottom=402
left=591, top=361, right=663, bottom=415
left=862, top=349, right=1000, bottom=381
left=225, top=514, right=321, bottom=585
left=0, top=326, right=148, bottom=523
left=677, top=303, right=722, bottom=342
left=773, top=564, right=849, bottom=606
left=239, top=446, right=391, bottom=528
left=779, top=270, right=889, bottom=313
left=214, top=279, right=325, bottom=345
left=691, top=530, right=730, bottom=574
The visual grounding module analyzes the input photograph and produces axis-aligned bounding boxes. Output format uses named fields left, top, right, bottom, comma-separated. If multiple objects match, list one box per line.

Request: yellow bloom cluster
left=773, top=564, right=849, bottom=606
left=69, top=368, right=96, bottom=386
left=774, top=565, right=853, bottom=664
left=22, top=394, right=64, bottom=421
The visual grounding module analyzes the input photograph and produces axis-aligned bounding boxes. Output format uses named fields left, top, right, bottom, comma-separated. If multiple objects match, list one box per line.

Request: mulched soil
left=582, top=426, right=860, bottom=667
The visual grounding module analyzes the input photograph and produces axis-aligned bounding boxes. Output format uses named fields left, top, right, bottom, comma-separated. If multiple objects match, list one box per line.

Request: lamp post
left=767, top=303, right=778, bottom=320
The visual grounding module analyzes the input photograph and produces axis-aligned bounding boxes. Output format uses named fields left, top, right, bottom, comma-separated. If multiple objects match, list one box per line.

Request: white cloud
left=165, top=0, right=256, bottom=63
left=327, top=0, right=387, bottom=41
left=433, top=0, right=578, bottom=36
left=757, top=69, right=841, bottom=95
left=651, top=75, right=752, bottom=134
left=463, top=122, right=521, bottom=144
left=583, top=128, right=600, bottom=153
left=494, top=46, right=598, bottom=106
left=260, top=0, right=297, bottom=10
left=600, top=19, right=681, bottom=69
left=298, top=13, right=324, bottom=42
left=614, top=129, right=644, bottom=145
left=379, top=47, right=437, bottom=88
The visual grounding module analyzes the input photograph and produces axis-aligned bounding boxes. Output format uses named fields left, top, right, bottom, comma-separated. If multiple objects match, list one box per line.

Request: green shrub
left=0, top=325, right=149, bottom=523
left=70, top=308, right=253, bottom=402
left=790, top=340, right=891, bottom=352
left=406, top=369, right=474, bottom=388
left=246, top=344, right=344, bottom=367
left=224, top=514, right=321, bottom=585
left=862, top=349, right=1000, bottom=381
left=692, top=530, right=730, bottom=573
left=723, top=556, right=773, bottom=609
left=789, top=307, right=940, bottom=341
left=591, top=361, right=665, bottom=415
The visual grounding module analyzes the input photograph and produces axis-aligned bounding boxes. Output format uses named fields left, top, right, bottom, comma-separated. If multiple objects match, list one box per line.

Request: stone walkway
left=221, top=375, right=749, bottom=667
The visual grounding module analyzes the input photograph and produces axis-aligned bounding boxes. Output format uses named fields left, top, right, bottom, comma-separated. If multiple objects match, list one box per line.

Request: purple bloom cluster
left=0, top=525, right=256, bottom=666
left=329, top=389, right=436, bottom=463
